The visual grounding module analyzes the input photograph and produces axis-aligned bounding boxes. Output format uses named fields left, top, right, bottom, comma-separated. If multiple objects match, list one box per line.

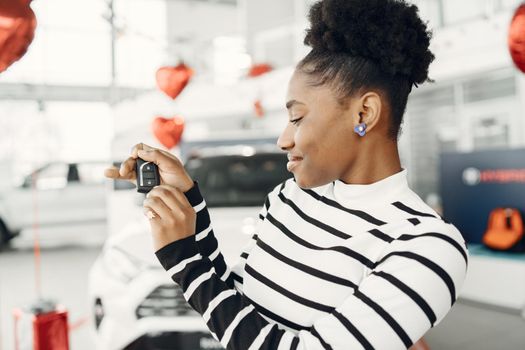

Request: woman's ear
left=358, top=92, right=382, bottom=133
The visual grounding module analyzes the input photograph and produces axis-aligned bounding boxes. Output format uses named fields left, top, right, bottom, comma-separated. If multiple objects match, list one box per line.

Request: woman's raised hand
left=103, top=142, right=195, bottom=192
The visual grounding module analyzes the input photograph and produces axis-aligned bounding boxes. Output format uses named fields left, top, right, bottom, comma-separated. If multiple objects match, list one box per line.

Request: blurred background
left=0, top=0, right=525, bottom=349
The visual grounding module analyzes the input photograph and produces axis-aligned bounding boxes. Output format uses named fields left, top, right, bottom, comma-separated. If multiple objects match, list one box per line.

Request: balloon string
left=31, top=171, right=41, bottom=299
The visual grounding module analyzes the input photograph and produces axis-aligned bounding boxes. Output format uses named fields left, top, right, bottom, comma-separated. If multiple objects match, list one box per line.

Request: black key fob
left=136, top=158, right=160, bottom=193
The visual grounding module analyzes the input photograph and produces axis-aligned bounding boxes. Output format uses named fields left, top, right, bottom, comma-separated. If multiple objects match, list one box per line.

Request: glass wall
left=405, top=68, right=522, bottom=199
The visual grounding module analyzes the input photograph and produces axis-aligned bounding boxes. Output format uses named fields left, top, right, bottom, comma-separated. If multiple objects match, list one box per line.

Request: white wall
left=164, top=0, right=241, bottom=79
left=429, top=12, right=516, bottom=81
left=111, top=66, right=293, bottom=160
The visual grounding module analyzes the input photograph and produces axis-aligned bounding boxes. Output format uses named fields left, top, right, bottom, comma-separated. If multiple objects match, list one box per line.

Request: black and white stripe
left=265, top=212, right=375, bottom=268
left=154, top=175, right=468, bottom=349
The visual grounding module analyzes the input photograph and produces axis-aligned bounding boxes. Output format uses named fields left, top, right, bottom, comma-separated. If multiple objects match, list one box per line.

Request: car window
left=34, top=163, right=68, bottom=190
left=185, top=153, right=290, bottom=207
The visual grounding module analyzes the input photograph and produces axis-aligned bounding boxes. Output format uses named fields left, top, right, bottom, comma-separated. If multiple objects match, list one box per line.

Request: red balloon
left=509, top=4, right=525, bottom=73
left=248, top=63, right=273, bottom=78
left=152, top=116, right=185, bottom=149
left=0, top=0, right=37, bottom=73
left=155, top=64, right=193, bottom=99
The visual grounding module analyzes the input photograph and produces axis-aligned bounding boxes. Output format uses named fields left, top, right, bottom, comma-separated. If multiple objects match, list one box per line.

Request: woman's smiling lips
left=287, top=154, right=303, bottom=171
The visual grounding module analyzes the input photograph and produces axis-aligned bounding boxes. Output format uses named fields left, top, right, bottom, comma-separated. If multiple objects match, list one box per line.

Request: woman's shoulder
left=375, top=186, right=468, bottom=257
left=380, top=209, right=469, bottom=277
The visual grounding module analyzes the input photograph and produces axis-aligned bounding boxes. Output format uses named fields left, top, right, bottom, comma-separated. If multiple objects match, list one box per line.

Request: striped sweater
left=155, top=168, right=469, bottom=350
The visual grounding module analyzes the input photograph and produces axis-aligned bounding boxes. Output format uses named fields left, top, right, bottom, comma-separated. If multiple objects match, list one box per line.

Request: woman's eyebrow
left=286, top=100, right=305, bottom=109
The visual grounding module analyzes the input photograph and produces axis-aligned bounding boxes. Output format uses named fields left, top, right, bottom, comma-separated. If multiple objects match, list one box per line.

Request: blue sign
left=440, top=148, right=525, bottom=243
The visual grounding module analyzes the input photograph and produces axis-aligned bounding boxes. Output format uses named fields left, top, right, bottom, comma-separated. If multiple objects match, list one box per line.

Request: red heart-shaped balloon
left=152, top=116, right=185, bottom=149
left=247, top=63, right=273, bottom=78
left=509, top=4, right=525, bottom=73
left=0, top=0, right=37, bottom=73
left=155, top=64, right=193, bottom=99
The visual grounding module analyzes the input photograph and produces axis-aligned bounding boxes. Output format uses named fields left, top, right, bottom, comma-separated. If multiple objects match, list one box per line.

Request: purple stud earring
left=354, top=122, right=367, bottom=137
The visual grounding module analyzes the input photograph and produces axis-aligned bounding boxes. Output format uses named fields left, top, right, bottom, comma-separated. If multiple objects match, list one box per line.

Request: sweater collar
left=331, top=167, right=409, bottom=205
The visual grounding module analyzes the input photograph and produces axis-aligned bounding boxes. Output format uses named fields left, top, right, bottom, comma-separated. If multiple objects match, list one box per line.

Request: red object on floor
left=482, top=207, right=524, bottom=251
left=14, top=302, right=69, bottom=350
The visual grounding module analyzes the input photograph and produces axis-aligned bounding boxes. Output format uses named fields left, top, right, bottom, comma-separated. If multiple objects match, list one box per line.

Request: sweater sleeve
left=183, top=181, right=273, bottom=293
left=166, top=185, right=468, bottom=349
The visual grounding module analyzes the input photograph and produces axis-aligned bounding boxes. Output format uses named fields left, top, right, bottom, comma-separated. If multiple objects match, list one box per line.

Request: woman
left=105, top=0, right=468, bottom=348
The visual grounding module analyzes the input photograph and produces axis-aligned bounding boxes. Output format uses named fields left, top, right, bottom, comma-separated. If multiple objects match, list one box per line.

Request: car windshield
left=185, top=153, right=291, bottom=207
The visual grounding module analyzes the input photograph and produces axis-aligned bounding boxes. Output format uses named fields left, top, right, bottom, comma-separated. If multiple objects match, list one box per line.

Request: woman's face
left=277, top=69, right=362, bottom=189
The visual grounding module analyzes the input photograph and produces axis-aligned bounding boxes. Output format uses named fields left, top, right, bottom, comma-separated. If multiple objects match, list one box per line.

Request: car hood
left=105, top=206, right=261, bottom=268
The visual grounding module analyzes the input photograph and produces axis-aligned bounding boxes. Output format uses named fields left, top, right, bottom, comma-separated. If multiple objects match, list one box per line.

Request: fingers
left=143, top=196, right=172, bottom=221
left=104, top=142, right=161, bottom=185
left=147, top=185, right=191, bottom=212
left=114, top=143, right=153, bottom=180
left=104, top=165, right=137, bottom=185
left=104, top=167, right=120, bottom=179
left=142, top=184, right=197, bottom=247
left=130, top=143, right=144, bottom=159
left=137, top=148, right=174, bottom=167
left=131, top=142, right=157, bottom=159
left=143, top=186, right=192, bottom=223
left=119, top=157, right=137, bottom=177
left=144, top=185, right=193, bottom=223
left=132, top=142, right=181, bottom=169
left=144, top=208, right=157, bottom=220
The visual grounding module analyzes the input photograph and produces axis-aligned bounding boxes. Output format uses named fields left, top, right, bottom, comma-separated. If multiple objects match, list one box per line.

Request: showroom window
left=405, top=68, right=520, bottom=199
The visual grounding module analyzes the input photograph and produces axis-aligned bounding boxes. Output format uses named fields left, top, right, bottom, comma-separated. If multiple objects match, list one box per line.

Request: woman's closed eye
left=290, top=117, right=303, bottom=125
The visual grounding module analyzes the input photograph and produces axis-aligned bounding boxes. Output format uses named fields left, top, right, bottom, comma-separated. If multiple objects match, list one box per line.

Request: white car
left=88, top=145, right=290, bottom=350
left=0, top=161, right=108, bottom=249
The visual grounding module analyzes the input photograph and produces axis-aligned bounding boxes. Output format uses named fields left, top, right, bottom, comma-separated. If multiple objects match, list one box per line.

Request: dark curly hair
left=298, top=0, right=435, bottom=141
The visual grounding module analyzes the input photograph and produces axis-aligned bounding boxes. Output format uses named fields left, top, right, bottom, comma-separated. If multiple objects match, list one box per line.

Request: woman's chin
left=292, top=174, right=305, bottom=188
left=293, top=174, right=332, bottom=189
left=293, top=175, right=314, bottom=189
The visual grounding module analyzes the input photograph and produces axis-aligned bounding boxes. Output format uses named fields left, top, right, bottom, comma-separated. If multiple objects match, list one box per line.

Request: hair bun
left=304, top=0, right=435, bottom=85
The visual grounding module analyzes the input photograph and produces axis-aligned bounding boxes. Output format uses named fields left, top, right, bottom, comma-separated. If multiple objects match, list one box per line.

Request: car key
left=135, top=158, right=160, bottom=193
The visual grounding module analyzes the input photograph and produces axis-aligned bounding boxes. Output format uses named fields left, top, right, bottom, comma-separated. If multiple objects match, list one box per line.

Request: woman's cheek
left=293, top=129, right=301, bottom=147
left=294, top=124, right=306, bottom=147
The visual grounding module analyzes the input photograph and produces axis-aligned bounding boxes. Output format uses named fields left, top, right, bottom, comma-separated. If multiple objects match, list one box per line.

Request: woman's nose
left=277, top=123, right=294, bottom=151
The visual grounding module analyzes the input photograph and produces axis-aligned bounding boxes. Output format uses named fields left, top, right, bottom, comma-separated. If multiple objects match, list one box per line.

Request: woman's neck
left=339, top=138, right=402, bottom=185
